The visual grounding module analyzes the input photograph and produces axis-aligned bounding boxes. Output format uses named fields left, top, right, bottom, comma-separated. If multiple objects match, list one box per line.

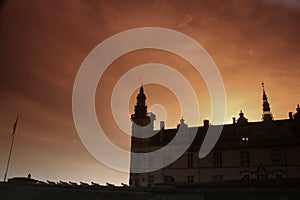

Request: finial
left=239, top=110, right=244, bottom=117
left=262, top=81, right=264, bottom=88
left=237, top=110, right=248, bottom=125
left=139, top=85, right=144, bottom=93
left=180, top=117, right=184, bottom=123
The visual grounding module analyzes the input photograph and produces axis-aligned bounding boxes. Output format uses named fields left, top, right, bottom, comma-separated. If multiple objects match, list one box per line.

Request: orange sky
left=0, top=0, right=300, bottom=185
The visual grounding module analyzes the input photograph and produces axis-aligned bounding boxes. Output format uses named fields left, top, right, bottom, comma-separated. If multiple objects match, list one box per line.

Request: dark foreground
left=1, top=177, right=300, bottom=200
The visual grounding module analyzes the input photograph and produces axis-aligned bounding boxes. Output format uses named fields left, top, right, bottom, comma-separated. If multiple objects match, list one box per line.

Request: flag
left=11, top=117, right=18, bottom=137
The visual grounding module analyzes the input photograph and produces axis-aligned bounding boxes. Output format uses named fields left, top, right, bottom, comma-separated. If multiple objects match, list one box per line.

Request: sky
left=0, top=0, right=300, bottom=185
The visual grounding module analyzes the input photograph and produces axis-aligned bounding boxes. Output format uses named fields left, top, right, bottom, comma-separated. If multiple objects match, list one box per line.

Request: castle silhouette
left=129, top=83, right=300, bottom=187
left=1, top=83, right=300, bottom=200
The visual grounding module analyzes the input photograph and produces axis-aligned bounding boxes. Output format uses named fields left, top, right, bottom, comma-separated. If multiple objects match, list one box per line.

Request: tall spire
left=131, top=85, right=150, bottom=127
left=261, top=82, right=273, bottom=121
left=135, top=85, right=146, bottom=113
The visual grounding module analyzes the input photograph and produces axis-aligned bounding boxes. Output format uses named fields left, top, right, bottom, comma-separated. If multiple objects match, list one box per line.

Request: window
left=275, top=173, right=283, bottom=179
left=187, top=176, right=194, bottom=183
left=256, top=164, right=268, bottom=180
left=272, top=149, right=285, bottom=165
left=164, top=176, right=175, bottom=184
left=242, top=137, right=249, bottom=142
left=148, top=176, right=154, bottom=187
left=240, top=150, right=250, bottom=167
left=274, top=172, right=284, bottom=179
left=241, top=172, right=250, bottom=180
left=134, top=178, right=139, bottom=186
left=257, top=174, right=268, bottom=180
left=213, top=175, right=223, bottom=181
left=213, top=151, right=222, bottom=167
left=187, top=153, right=193, bottom=168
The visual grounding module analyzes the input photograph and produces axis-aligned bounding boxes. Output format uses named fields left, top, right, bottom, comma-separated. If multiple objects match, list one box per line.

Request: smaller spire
left=261, top=82, right=273, bottom=121
left=294, top=104, right=300, bottom=121
left=262, top=82, right=267, bottom=101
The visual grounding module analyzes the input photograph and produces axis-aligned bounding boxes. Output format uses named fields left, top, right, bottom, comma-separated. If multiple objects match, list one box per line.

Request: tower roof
left=131, top=85, right=149, bottom=123
left=237, top=110, right=248, bottom=126
left=137, top=86, right=146, bottom=99
left=261, top=82, right=273, bottom=121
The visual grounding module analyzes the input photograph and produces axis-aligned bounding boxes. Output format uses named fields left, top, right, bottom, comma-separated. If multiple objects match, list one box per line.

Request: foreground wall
left=1, top=178, right=300, bottom=200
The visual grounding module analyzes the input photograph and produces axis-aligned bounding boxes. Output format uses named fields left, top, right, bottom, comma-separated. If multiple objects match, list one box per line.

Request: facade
left=129, top=84, right=300, bottom=187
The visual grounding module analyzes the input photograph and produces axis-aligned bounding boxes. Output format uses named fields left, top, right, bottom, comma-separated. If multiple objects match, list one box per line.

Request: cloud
left=263, top=0, right=300, bottom=10
left=177, top=14, right=193, bottom=28
left=0, top=0, right=299, bottom=184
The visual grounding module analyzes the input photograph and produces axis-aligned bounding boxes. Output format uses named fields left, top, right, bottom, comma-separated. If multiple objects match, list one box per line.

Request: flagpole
left=3, top=117, right=18, bottom=182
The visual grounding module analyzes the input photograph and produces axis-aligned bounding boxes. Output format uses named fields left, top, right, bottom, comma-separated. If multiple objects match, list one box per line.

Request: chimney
left=203, top=120, right=209, bottom=128
left=160, top=121, right=165, bottom=130
left=233, top=117, right=236, bottom=124
left=289, top=112, right=293, bottom=120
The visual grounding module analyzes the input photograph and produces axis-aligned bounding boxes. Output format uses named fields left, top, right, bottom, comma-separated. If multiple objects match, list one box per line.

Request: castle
left=129, top=83, right=300, bottom=187
left=1, top=83, right=300, bottom=200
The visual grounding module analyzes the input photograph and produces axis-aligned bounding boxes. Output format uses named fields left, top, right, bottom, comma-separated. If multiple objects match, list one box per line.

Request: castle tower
left=262, top=82, right=273, bottom=121
left=130, top=86, right=154, bottom=138
left=130, top=86, right=154, bottom=186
